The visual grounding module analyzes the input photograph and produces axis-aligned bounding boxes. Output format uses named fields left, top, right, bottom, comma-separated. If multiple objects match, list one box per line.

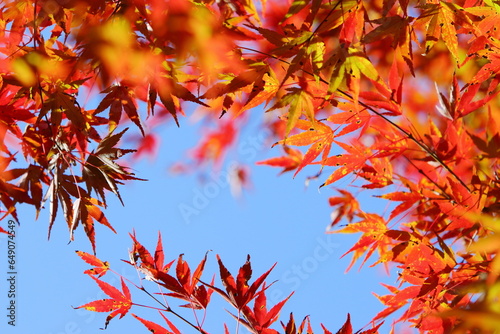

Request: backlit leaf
left=132, top=314, right=173, bottom=334
left=76, top=250, right=109, bottom=277
left=75, top=277, right=132, bottom=329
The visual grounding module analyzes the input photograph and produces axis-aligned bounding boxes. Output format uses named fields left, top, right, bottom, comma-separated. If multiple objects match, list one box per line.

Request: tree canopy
left=1, top=0, right=500, bottom=332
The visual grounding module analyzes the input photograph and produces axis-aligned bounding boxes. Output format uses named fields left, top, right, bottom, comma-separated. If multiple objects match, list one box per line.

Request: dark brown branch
left=139, top=286, right=209, bottom=334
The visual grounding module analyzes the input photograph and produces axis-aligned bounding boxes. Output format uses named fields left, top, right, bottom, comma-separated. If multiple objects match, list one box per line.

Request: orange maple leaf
left=75, top=277, right=132, bottom=329
left=76, top=250, right=109, bottom=277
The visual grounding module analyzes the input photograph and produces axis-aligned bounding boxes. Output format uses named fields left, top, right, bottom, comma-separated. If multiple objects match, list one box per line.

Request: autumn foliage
left=1, top=0, right=500, bottom=332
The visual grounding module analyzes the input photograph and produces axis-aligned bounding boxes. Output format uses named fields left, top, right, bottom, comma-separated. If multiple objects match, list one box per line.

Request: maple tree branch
left=237, top=45, right=470, bottom=192
left=306, top=0, right=341, bottom=44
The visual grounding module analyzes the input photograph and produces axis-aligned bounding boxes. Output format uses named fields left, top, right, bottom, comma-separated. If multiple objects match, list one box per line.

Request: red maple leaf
left=257, top=146, right=303, bottom=175
left=200, top=255, right=276, bottom=310
left=75, top=276, right=132, bottom=329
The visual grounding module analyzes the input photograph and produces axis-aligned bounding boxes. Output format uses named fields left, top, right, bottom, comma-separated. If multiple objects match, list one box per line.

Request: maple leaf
left=328, top=189, right=360, bottom=229
left=4, top=164, right=46, bottom=214
left=242, top=287, right=293, bottom=332
left=338, top=1, right=364, bottom=45
left=40, top=172, right=68, bottom=239
left=38, top=91, right=89, bottom=132
left=327, top=103, right=371, bottom=137
left=458, top=77, right=500, bottom=117
left=153, top=76, right=210, bottom=126
left=257, top=26, right=287, bottom=47
left=129, top=233, right=212, bottom=309
left=436, top=176, right=484, bottom=219
left=158, top=312, right=183, bottom=334
left=379, top=189, right=422, bottom=222
left=314, top=0, right=359, bottom=35
left=202, top=62, right=271, bottom=101
left=190, top=121, right=237, bottom=166
left=324, top=46, right=381, bottom=103
left=271, top=29, right=312, bottom=58
left=335, top=213, right=390, bottom=270
left=154, top=231, right=166, bottom=271
left=435, top=77, right=459, bottom=120
left=238, top=71, right=280, bottom=116
left=128, top=231, right=159, bottom=269
left=468, top=114, right=500, bottom=158
left=5, top=0, right=500, bottom=331
left=362, top=15, right=415, bottom=73
left=404, top=241, right=448, bottom=276
left=95, top=85, right=145, bottom=135
left=335, top=314, right=352, bottom=334
left=320, top=140, right=371, bottom=188
left=321, top=324, right=333, bottom=334
left=75, top=250, right=109, bottom=277
left=267, top=88, right=315, bottom=136
left=358, top=322, right=383, bottom=334
left=356, top=157, right=394, bottom=189
left=307, top=37, right=326, bottom=79
left=128, top=232, right=176, bottom=285
left=280, top=0, right=309, bottom=24
left=469, top=52, right=500, bottom=86
left=75, top=276, right=132, bottom=329
left=132, top=133, right=159, bottom=160
left=273, top=119, right=334, bottom=176
left=281, top=313, right=312, bottom=334
left=69, top=197, right=117, bottom=254
left=164, top=253, right=212, bottom=309
left=0, top=100, right=34, bottom=141
left=433, top=73, right=500, bottom=119
left=83, top=128, right=144, bottom=206
left=256, top=146, right=303, bottom=175
left=372, top=284, right=419, bottom=322
left=41, top=150, right=117, bottom=247
left=277, top=43, right=308, bottom=87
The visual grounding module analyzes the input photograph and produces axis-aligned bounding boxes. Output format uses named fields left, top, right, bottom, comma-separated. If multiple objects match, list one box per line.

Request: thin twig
left=139, top=287, right=208, bottom=334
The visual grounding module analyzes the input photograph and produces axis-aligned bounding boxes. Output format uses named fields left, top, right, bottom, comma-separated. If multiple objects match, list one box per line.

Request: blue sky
left=1, top=110, right=407, bottom=334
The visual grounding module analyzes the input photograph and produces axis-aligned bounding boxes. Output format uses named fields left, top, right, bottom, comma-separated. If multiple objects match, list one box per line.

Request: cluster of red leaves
left=2, top=0, right=500, bottom=333
left=75, top=233, right=382, bottom=333
left=250, top=0, right=500, bottom=332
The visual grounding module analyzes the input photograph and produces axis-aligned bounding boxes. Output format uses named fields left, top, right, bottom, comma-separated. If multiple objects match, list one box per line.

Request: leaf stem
left=139, top=286, right=208, bottom=334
